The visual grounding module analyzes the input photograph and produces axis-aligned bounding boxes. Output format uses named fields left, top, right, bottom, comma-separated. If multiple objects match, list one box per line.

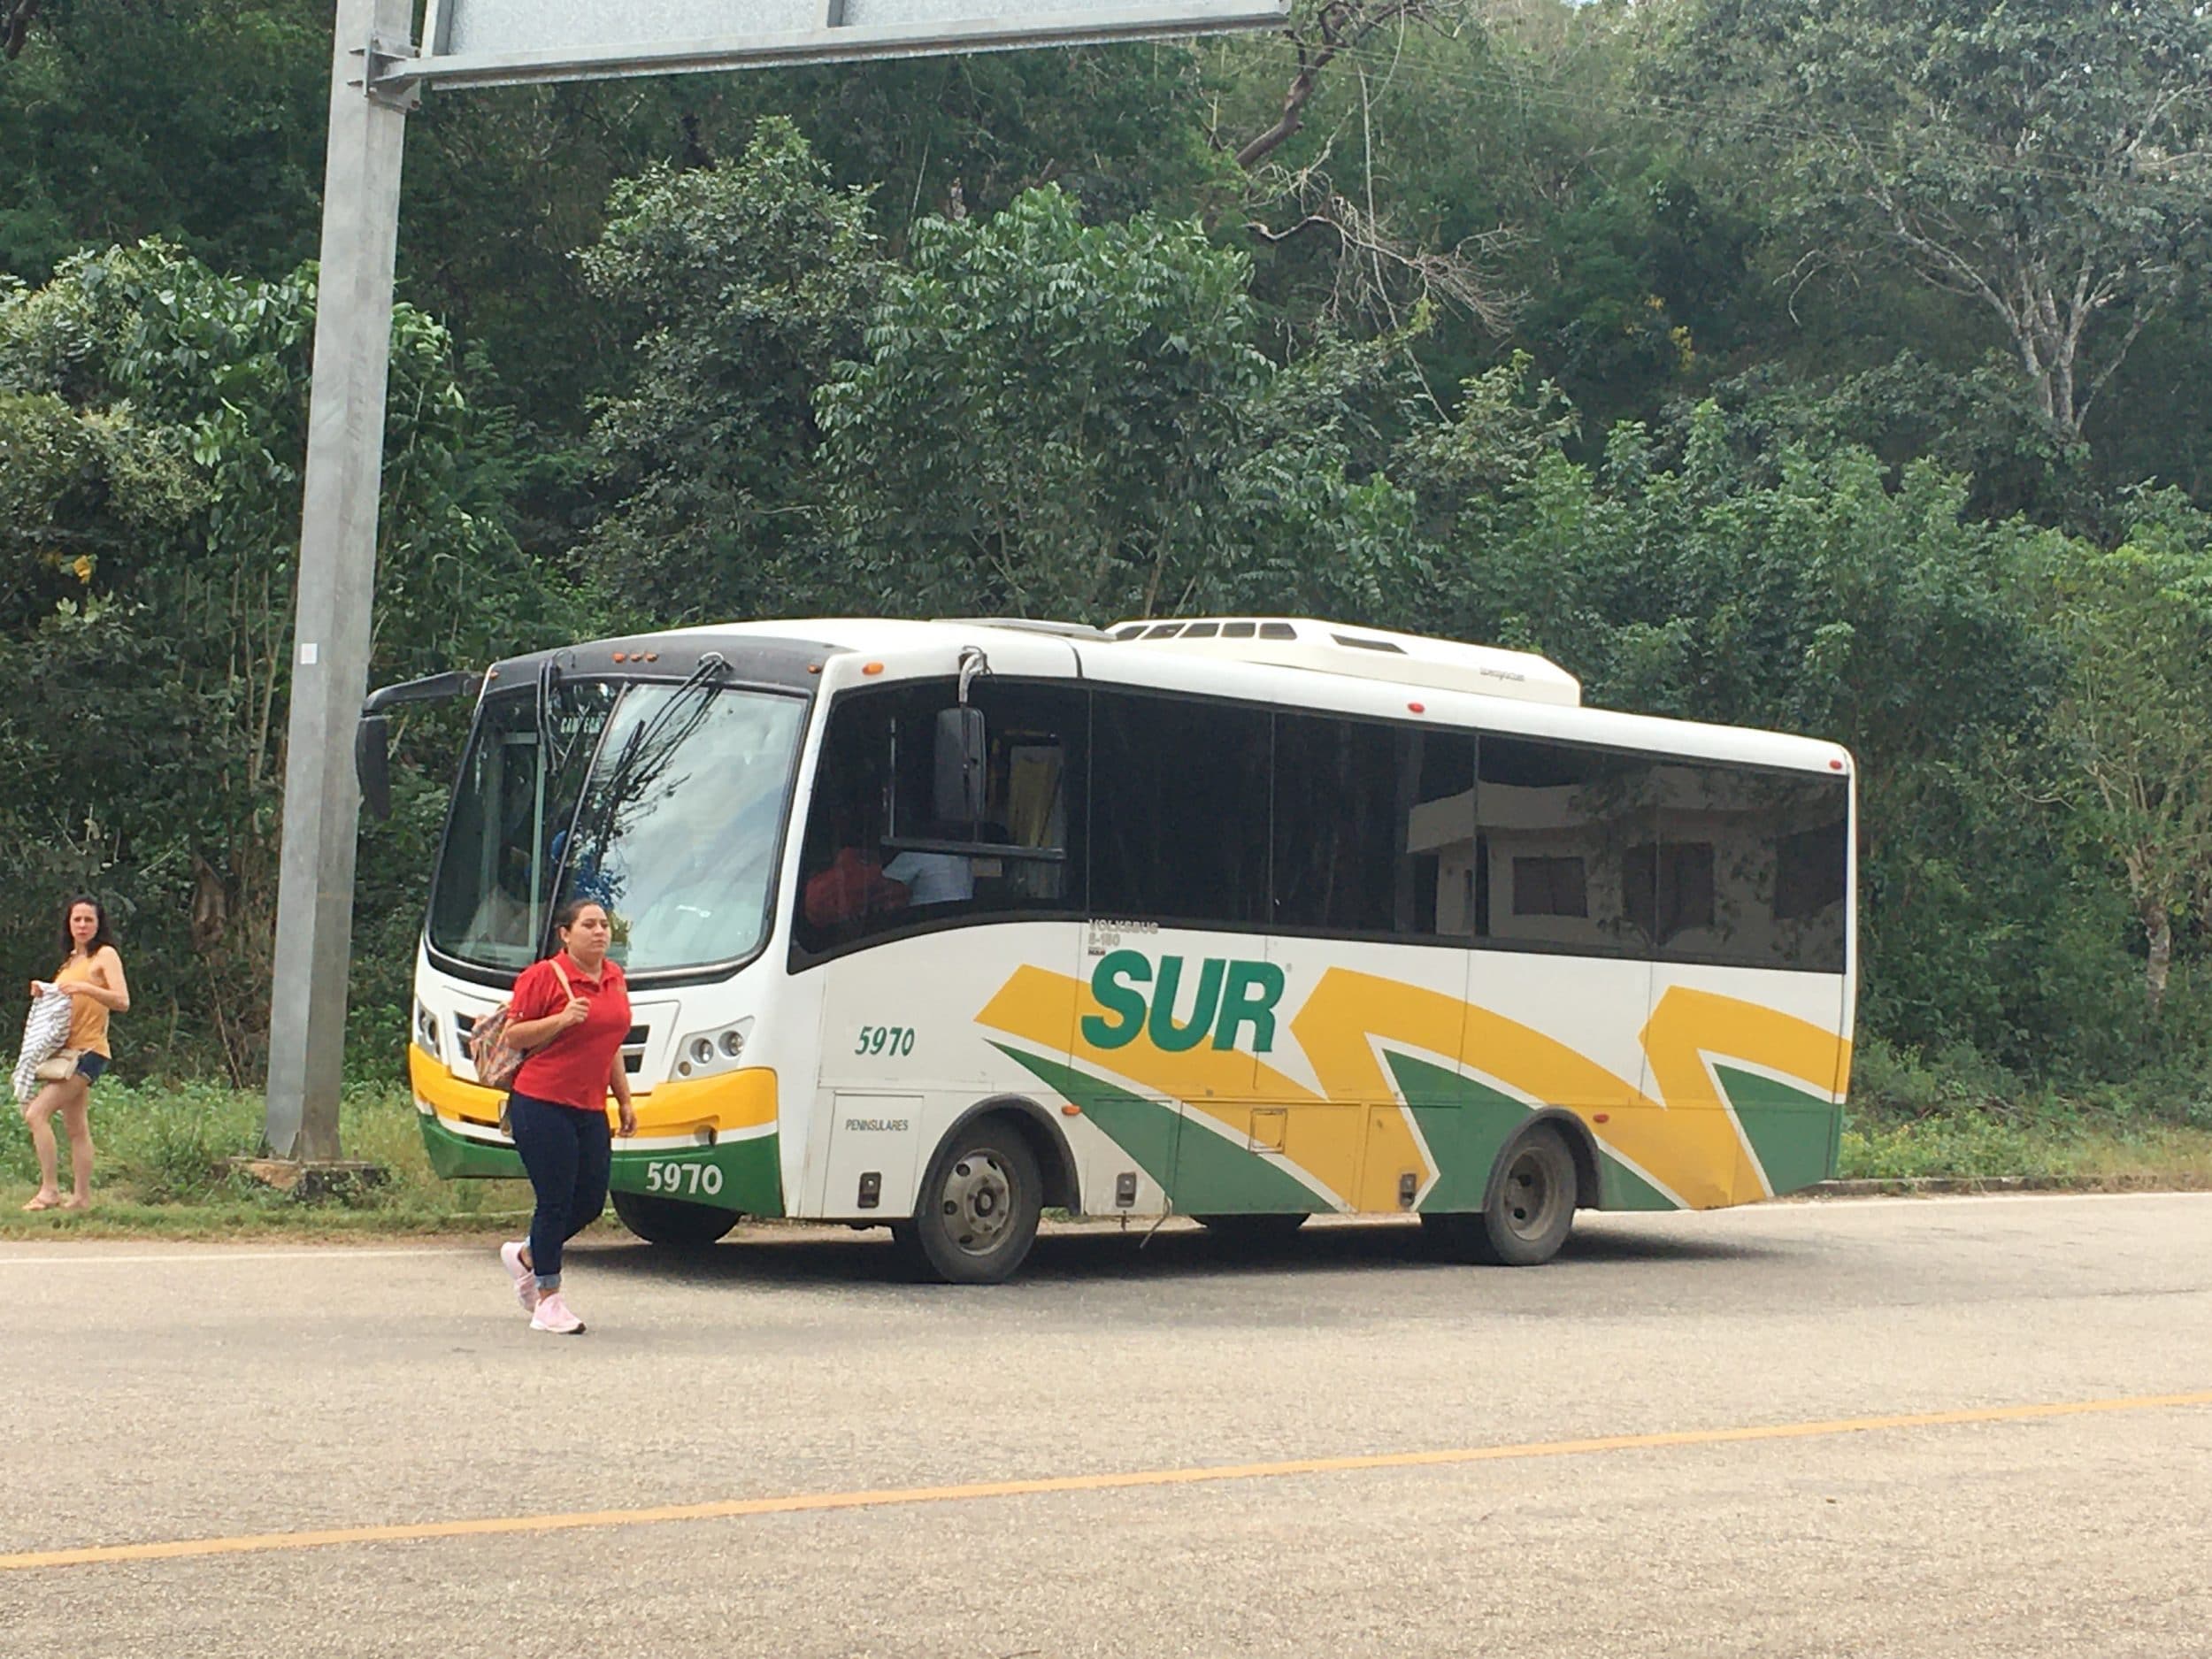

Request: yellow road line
left=6, top=1390, right=2208, bottom=1572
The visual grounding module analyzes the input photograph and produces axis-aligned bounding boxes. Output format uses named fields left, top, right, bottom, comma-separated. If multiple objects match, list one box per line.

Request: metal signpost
left=263, top=0, right=1288, bottom=1159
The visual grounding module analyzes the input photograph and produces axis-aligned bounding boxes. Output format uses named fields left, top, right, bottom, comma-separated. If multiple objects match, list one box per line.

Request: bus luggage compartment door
left=822, top=1093, right=924, bottom=1219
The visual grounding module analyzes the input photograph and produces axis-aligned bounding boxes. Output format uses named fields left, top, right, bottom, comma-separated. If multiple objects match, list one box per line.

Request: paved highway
left=3, top=1193, right=2208, bottom=1656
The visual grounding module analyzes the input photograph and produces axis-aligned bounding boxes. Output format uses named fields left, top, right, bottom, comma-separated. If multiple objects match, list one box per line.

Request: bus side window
left=1476, top=737, right=1658, bottom=959
left=795, top=679, right=1087, bottom=959
left=794, top=695, right=907, bottom=951
left=1271, top=714, right=1476, bottom=941
left=948, top=680, right=1083, bottom=912
left=1647, top=761, right=1847, bottom=972
left=1089, top=689, right=1270, bottom=926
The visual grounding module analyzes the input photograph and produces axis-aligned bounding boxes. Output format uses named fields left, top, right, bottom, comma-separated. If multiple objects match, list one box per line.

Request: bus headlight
left=413, top=999, right=441, bottom=1059
left=673, top=1018, right=753, bottom=1079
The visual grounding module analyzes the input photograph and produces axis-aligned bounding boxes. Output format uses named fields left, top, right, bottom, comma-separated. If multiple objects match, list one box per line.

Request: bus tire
left=1431, top=1124, right=1578, bottom=1266
left=610, top=1189, right=741, bottom=1248
left=1193, top=1213, right=1307, bottom=1248
left=907, top=1118, right=1043, bottom=1285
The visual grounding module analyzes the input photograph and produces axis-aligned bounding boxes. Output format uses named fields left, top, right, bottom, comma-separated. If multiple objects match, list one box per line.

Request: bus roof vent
left=1099, top=617, right=1580, bottom=707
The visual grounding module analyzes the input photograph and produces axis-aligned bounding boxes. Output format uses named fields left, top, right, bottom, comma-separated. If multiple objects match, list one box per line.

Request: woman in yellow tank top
left=21, top=895, right=130, bottom=1212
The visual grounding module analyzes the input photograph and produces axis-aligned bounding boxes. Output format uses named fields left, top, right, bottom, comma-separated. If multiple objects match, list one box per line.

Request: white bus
left=383, top=616, right=1855, bottom=1283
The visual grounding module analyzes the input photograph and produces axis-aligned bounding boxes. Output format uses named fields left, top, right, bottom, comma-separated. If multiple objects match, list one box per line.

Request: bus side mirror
left=356, top=714, right=394, bottom=822
left=933, top=707, right=987, bottom=824
left=353, top=669, right=481, bottom=824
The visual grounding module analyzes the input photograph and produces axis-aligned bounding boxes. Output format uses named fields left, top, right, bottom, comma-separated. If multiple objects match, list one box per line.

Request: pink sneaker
left=530, top=1290, right=585, bottom=1335
left=500, top=1240, right=539, bottom=1312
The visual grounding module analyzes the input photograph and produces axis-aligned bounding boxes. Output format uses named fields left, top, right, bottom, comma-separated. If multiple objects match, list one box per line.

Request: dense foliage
left=4, top=0, right=2211, bottom=1124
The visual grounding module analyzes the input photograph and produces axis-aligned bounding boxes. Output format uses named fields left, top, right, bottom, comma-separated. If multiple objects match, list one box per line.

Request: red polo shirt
left=510, top=952, right=631, bottom=1112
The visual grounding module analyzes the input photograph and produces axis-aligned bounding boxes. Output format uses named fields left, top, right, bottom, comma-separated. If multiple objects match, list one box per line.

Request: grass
left=1839, top=1114, right=2212, bottom=1186
left=1839, top=1037, right=2212, bottom=1187
left=1, top=1077, right=541, bottom=1240
left=4, top=1066, right=2207, bottom=1239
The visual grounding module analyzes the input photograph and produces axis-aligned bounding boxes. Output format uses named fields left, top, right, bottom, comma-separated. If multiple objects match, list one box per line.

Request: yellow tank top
left=55, top=955, right=112, bottom=1059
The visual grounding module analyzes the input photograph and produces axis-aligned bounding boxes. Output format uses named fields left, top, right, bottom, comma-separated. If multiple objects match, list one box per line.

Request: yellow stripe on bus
left=408, top=1049, right=777, bottom=1140
left=976, top=966, right=1849, bottom=1211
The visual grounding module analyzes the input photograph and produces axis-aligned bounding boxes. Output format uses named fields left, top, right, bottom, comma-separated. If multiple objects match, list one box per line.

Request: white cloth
left=884, top=850, right=974, bottom=905
left=12, top=984, right=73, bottom=1104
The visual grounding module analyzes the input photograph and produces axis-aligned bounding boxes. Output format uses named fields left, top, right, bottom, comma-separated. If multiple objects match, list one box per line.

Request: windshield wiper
left=535, top=657, right=566, bottom=773
left=557, top=654, right=732, bottom=906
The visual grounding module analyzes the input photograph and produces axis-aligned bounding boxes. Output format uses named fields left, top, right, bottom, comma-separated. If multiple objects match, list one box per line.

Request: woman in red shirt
left=496, top=899, right=636, bottom=1334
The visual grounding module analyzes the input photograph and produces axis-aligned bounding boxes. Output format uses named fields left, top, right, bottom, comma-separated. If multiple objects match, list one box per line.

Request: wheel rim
left=938, top=1148, right=1018, bottom=1257
left=1498, top=1140, right=1570, bottom=1245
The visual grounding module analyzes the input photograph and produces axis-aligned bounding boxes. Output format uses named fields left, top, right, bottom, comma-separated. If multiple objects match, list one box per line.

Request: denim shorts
left=75, top=1053, right=108, bottom=1084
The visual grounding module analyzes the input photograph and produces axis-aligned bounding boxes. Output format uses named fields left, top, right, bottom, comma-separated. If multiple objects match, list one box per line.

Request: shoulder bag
left=468, top=957, right=574, bottom=1092
left=34, top=1048, right=84, bottom=1085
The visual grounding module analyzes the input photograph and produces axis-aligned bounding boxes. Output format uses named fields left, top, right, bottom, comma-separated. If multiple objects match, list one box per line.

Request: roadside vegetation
left=0, top=1080, right=535, bottom=1237
left=4, top=1049, right=2206, bottom=1239
left=1842, top=1039, right=2212, bottom=1186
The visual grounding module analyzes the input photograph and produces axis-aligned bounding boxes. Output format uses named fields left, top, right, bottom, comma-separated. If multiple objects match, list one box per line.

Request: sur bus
left=373, top=616, right=1855, bottom=1283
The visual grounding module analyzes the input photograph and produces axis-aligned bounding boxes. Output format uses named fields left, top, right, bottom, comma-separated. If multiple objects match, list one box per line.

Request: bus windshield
left=428, top=680, right=808, bottom=975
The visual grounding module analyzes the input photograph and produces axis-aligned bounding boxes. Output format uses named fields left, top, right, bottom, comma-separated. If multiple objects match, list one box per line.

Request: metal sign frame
left=397, top=0, right=1287, bottom=90
left=263, top=0, right=1287, bottom=1158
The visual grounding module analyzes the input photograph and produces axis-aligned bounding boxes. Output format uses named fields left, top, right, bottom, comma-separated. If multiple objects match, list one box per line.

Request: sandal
left=57, top=1196, right=88, bottom=1212
left=21, top=1194, right=58, bottom=1212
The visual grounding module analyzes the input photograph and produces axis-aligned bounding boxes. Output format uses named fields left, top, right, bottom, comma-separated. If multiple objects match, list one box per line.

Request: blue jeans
left=507, top=1091, right=611, bottom=1290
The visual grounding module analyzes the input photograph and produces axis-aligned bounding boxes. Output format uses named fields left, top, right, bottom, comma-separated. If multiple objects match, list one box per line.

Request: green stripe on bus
left=989, top=1042, right=1319, bottom=1215
left=1380, top=1052, right=1683, bottom=1212
left=418, top=1112, right=783, bottom=1215
left=418, top=1114, right=526, bottom=1180
left=1382, top=1051, right=1530, bottom=1214
left=606, top=1135, right=782, bottom=1215
left=1714, top=1064, right=1837, bottom=1195
left=1596, top=1152, right=1679, bottom=1210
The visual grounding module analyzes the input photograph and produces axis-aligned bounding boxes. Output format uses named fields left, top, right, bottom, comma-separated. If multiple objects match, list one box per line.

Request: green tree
left=0, top=0, right=328, bottom=280
left=1668, top=0, right=2212, bottom=447
left=577, top=120, right=880, bottom=626
left=0, top=242, right=580, bottom=1078
left=2039, top=503, right=2212, bottom=1013
left=1401, top=372, right=2091, bottom=1068
left=815, top=187, right=1273, bottom=620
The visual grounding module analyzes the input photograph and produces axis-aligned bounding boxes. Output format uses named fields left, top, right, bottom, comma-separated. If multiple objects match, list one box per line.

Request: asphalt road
left=3, top=1193, right=2208, bottom=1658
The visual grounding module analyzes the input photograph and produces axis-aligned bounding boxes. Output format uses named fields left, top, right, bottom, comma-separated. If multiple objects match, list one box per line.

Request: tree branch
left=2, top=0, right=40, bottom=58
left=1244, top=167, right=1523, bottom=334
left=1233, top=0, right=1425, bottom=170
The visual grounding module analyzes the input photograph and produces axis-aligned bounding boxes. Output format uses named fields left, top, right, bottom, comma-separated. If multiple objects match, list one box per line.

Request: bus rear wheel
left=1427, top=1124, right=1578, bottom=1266
left=903, top=1120, right=1042, bottom=1285
left=611, top=1189, right=741, bottom=1248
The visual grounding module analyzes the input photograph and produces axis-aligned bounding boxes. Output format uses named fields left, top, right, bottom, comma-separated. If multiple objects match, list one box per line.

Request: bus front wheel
left=611, top=1189, right=741, bottom=1248
left=903, top=1119, right=1042, bottom=1285
left=1426, top=1124, right=1578, bottom=1266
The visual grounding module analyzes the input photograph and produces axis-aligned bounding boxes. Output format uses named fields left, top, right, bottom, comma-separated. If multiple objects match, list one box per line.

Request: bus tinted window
left=795, top=680, right=1082, bottom=955
left=1647, top=763, right=1848, bottom=972
left=1090, top=691, right=1270, bottom=926
left=1272, top=716, right=1476, bottom=940
left=1475, top=738, right=1657, bottom=956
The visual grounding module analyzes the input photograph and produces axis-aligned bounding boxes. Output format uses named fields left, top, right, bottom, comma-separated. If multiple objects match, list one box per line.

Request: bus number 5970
left=645, top=1161, right=724, bottom=1197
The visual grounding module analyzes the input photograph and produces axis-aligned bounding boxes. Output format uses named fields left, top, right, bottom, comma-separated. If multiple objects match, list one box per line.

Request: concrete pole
left=264, top=0, right=413, bottom=1161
